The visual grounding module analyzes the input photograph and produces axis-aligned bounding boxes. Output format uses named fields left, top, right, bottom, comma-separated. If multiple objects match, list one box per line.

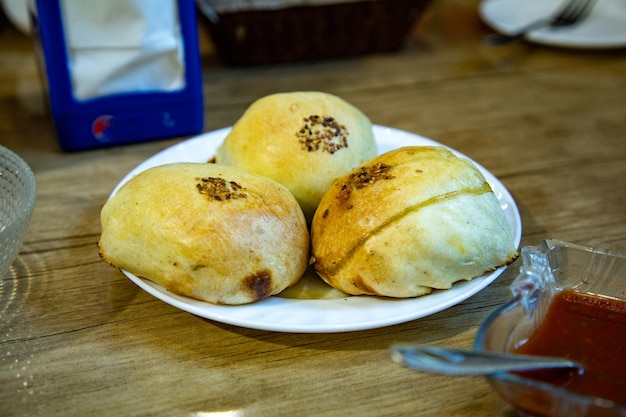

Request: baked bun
left=311, top=146, right=518, bottom=298
left=215, top=91, right=377, bottom=222
left=98, top=163, right=309, bottom=305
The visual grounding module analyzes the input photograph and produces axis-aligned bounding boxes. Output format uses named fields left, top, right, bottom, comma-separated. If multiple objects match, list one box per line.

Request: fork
left=484, top=0, right=597, bottom=45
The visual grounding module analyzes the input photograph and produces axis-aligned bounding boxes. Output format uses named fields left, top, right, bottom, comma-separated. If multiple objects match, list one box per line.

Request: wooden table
left=1, top=1, right=625, bottom=416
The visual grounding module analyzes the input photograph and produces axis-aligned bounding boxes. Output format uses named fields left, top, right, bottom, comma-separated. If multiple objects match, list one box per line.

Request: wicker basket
left=196, top=0, right=432, bottom=65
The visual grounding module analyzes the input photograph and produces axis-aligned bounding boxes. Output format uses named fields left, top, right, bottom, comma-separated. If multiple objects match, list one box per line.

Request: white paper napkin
left=59, top=0, right=185, bottom=101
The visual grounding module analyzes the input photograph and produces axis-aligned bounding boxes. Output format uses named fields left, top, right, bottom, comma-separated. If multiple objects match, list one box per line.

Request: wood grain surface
left=1, top=1, right=625, bottom=416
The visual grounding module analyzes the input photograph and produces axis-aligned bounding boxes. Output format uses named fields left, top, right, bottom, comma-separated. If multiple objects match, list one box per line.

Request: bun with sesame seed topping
left=310, top=146, right=518, bottom=298
left=215, top=91, right=377, bottom=223
left=98, top=162, right=309, bottom=305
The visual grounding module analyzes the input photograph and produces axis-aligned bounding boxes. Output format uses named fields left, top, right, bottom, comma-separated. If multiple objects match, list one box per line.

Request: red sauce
left=514, top=289, right=626, bottom=405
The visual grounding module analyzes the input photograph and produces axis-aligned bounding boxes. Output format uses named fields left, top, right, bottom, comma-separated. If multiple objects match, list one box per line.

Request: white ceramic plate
left=480, top=0, right=626, bottom=49
left=113, top=125, right=522, bottom=333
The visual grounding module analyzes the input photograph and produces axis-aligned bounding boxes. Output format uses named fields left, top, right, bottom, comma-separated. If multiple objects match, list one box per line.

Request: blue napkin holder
left=30, top=0, right=204, bottom=151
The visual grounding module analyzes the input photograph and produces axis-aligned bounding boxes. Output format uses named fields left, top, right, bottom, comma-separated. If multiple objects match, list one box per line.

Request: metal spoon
left=390, top=344, right=582, bottom=376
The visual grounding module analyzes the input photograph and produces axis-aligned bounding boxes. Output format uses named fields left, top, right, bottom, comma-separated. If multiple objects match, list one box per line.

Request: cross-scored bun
left=310, top=146, right=518, bottom=298
left=98, top=163, right=309, bottom=305
left=215, top=91, right=377, bottom=222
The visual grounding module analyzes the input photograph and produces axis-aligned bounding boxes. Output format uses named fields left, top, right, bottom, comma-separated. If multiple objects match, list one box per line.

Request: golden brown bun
left=215, top=91, right=377, bottom=222
left=98, top=163, right=309, bottom=305
left=311, top=146, right=518, bottom=298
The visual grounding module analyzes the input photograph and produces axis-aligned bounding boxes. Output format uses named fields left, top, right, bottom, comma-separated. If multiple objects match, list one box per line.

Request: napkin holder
left=30, top=0, right=204, bottom=151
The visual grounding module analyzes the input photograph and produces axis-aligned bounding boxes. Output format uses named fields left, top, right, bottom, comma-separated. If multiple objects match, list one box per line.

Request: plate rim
left=114, top=125, right=522, bottom=333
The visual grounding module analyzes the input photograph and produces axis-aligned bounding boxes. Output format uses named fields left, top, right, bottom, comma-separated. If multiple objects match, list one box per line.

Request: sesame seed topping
left=337, top=163, right=395, bottom=201
left=195, top=177, right=247, bottom=201
left=296, top=115, right=349, bottom=154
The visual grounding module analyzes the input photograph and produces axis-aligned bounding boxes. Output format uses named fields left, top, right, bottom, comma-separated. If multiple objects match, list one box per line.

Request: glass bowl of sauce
left=475, top=239, right=626, bottom=417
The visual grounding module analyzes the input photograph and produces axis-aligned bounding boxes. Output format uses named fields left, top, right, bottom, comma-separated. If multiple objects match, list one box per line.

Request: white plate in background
left=480, top=0, right=626, bottom=49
